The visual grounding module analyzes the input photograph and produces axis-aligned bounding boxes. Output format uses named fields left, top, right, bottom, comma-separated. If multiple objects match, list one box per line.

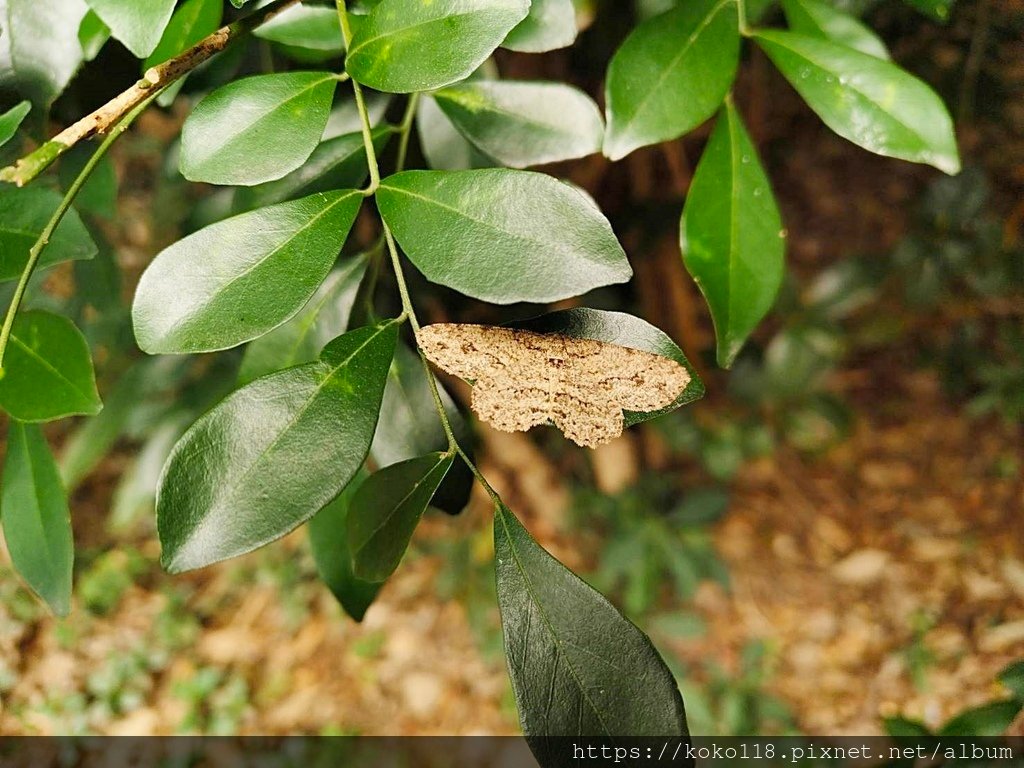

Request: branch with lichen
left=0, top=0, right=301, bottom=187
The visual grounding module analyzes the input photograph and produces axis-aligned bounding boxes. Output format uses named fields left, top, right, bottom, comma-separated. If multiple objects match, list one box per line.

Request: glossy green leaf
left=233, top=127, right=391, bottom=212
left=308, top=469, right=381, bottom=622
left=0, top=101, right=30, bottom=148
left=1, top=422, right=74, bottom=616
left=502, top=0, right=576, bottom=53
left=372, top=343, right=475, bottom=516
left=0, top=311, right=101, bottom=422
left=434, top=81, right=603, bottom=169
left=782, top=0, right=889, bottom=59
left=78, top=10, right=110, bottom=61
left=417, top=95, right=496, bottom=171
left=143, top=0, right=222, bottom=106
left=345, top=0, right=529, bottom=93
left=59, top=145, right=118, bottom=219
left=494, top=502, right=689, bottom=749
left=753, top=30, right=960, bottom=174
left=0, top=187, right=96, bottom=281
left=132, top=191, right=362, bottom=354
left=998, top=660, right=1024, bottom=700
left=237, top=254, right=367, bottom=385
left=377, top=169, right=632, bottom=304
left=348, top=452, right=453, bottom=582
left=510, top=307, right=705, bottom=425
left=158, top=319, right=399, bottom=573
left=604, top=0, right=740, bottom=160
left=939, top=700, right=1023, bottom=736
left=904, top=0, right=954, bottom=22
left=0, top=0, right=89, bottom=109
left=180, top=72, right=338, bottom=185
left=84, top=0, right=175, bottom=58
left=254, top=5, right=343, bottom=60
left=682, top=103, right=785, bottom=368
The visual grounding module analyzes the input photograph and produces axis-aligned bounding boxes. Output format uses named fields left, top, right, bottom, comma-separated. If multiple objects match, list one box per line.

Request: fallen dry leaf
left=417, top=323, right=690, bottom=448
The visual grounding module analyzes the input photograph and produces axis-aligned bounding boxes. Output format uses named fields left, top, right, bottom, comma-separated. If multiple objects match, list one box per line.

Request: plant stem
left=395, top=93, right=421, bottom=174
left=336, top=0, right=380, bottom=196
left=0, top=90, right=163, bottom=372
left=0, top=0, right=302, bottom=186
left=335, top=0, right=501, bottom=505
left=737, top=0, right=750, bottom=35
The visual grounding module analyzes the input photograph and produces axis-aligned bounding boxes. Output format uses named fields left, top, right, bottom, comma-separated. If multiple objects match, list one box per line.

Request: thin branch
left=0, top=0, right=301, bottom=187
left=336, top=0, right=380, bottom=195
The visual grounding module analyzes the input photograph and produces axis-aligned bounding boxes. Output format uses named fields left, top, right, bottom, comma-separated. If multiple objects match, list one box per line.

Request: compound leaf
left=0, top=311, right=101, bottom=422
left=180, top=71, right=338, bottom=185
left=345, top=0, right=529, bottom=93
left=133, top=191, right=362, bottom=354
left=348, top=452, right=453, bottom=582
left=495, top=502, right=689, bottom=756
left=158, top=319, right=399, bottom=573
left=681, top=102, right=785, bottom=368
left=753, top=29, right=960, bottom=174
left=434, top=81, right=603, bottom=169
left=1, top=422, right=74, bottom=616
left=604, top=0, right=740, bottom=160
left=377, top=169, right=632, bottom=304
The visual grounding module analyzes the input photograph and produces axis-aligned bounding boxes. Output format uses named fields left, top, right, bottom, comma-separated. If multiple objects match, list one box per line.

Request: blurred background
left=0, top=0, right=1022, bottom=737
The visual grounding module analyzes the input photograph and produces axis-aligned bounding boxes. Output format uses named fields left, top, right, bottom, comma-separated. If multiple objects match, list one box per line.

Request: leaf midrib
left=14, top=425, right=62, bottom=583
left=498, top=507, right=616, bottom=737
left=381, top=181, right=621, bottom=275
left=355, top=455, right=449, bottom=557
left=10, top=332, right=94, bottom=408
left=613, top=0, right=734, bottom=138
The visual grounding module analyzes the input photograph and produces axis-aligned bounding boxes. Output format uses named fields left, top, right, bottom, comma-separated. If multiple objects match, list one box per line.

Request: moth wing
left=551, top=390, right=624, bottom=449
left=418, top=323, right=507, bottom=380
left=584, top=344, right=691, bottom=413
left=471, top=375, right=549, bottom=434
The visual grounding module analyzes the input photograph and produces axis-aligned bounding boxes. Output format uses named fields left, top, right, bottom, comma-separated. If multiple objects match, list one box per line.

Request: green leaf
left=782, top=0, right=889, bottom=59
left=904, top=0, right=954, bottom=22
left=883, top=716, right=933, bottom=737
left=345, top=0, right=529, bottom=93
left=371, top=343, right=475, bottom=516
left=0, top=311, right=101, bottom=422
left=229, top=0, right=252, bottom=7
left=84, top=0, right=176, bottom=58
left=417, top=95, right=496, bottom=171
left=753, top=30, right=960, bottom=174
left=681, top=102, right=785, bottom=368
left=132, top=191, right=362, bottom=354
left=509, top=307, right=705, bottom=425
left=434, top=81, right=604, bottom=169
left=59, top=145, right=118, bottom=219
left=604, top=0, right=740, bottom=160
left=308, top=469, right=381, bottom=622
left=1, top=422, right=74, bottom=616
left=233, top=127, right=391, bottom=212
left=78, top=10, right=110, bottom=62
left=0, top=0, right=89, bottom=109
left=999, top=660, right=1024, bottom=700
left=0, top=101, right=30, bottom=148
left=157, top=319, right=399, bottom=573
left=502, top=0, right=576, bottom=53
left=348, top=452, right=453, bottom=582
left=237, top=254, right=367, bottom=385
left=254, top=5, right=343, bottom=61
left=494, top=503, right=689, bottom=748
left=377, top=169, right=632, bottom=304
left=0, top=187, right=97, bottom=282
left=143, top=0, right=222, bottom=106
left=180, top=72, right=338, bottom=186
left=939, top=700, right=1023, bottom=736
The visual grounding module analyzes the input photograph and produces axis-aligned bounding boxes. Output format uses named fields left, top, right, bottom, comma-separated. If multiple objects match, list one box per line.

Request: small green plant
left=0, top=0, right=962, bottom=750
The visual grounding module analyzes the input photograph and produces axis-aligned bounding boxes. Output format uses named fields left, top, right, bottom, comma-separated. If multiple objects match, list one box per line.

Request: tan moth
left=417, top=323, right=691, bottom=448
